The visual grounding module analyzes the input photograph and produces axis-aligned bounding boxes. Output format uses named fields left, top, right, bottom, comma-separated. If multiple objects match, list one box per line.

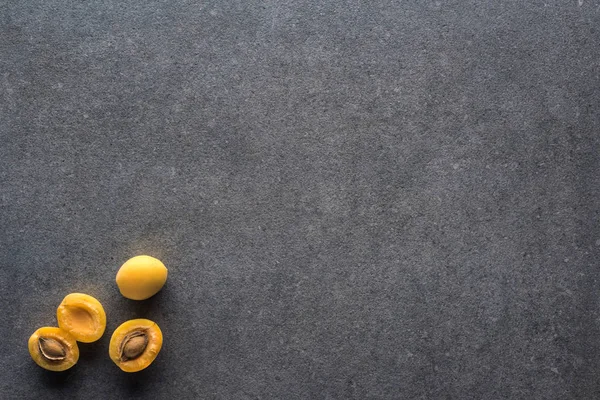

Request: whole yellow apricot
left=109, top=319, right=163, bottom=372
left=57, top=293, right=106, bottom=343
left=116, top=255, right=168, bottom=300
left=28, top=327, right=79, bottom=371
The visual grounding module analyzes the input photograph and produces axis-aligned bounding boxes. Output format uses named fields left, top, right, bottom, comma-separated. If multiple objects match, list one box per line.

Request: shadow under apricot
left=77, top=337, right=108, bottom=364
left=114, top=284, right=168, bottom=317
left=115, top=362, right=163, bottom=397
left=36, top=365, right=78, bottom=388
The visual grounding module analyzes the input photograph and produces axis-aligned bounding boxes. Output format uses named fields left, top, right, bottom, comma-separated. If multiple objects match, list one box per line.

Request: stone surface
left=1, top=1, right=599, bottom=399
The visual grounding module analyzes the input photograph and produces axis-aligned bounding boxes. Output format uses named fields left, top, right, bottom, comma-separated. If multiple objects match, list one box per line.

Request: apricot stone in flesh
left=28, top=327, right=79, bottom=371
left=109, top=319, right=163, bottom=372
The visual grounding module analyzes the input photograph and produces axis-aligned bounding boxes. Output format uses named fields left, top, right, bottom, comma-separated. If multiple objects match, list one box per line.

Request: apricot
left=109, top=319, right=163, bottom=372
left=116, top=255, right=168, bottom=300
left=28, top=327, right=79, bottom=371
left=57, top=293, right=106, bottom=343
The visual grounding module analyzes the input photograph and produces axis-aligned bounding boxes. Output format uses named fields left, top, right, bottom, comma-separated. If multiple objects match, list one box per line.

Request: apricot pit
left=28, top=327, right=79, bottom=371
left=109, top=319, right=163, bottom=372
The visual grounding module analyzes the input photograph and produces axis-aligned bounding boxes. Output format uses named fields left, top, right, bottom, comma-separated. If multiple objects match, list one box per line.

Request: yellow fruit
left=57, top=293, right=106, bottom=343
left=28, top=327, right=79, bottom=371
left=116, top=255, right=168, bottom=300
left=109, top=319, right=163, bottom=372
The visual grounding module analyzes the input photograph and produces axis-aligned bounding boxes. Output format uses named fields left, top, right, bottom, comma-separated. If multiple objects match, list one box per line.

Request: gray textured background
left=1, top=1, right=599, bottom=399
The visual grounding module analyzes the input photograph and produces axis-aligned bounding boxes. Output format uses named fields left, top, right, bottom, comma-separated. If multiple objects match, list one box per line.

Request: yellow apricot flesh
left=57, top=293, right=106, bottom=343
left=109, top=319, right=163, bottom=372
left=28, top=327, right=79, bottom=371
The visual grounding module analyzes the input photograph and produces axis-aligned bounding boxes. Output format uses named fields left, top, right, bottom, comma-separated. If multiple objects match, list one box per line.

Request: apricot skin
left=109, top=319, right=163, bottom=372
left=116, top=255, right=168, bottom=300
left=57, top=293, right=106, bottom=343
left=28, top=327, right=79, bottom=371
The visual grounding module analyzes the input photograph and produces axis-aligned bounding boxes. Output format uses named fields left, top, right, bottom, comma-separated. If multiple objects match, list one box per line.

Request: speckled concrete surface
left=1, top=1, right=599, bottom=399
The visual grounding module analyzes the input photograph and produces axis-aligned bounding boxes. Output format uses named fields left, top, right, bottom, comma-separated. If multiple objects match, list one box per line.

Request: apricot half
left=28, top=327, right=79, bottom=371
left=57, top=293, right=106, bottom=343
left=109, top=319, right=163, bottom=372
left=116, top=255, right=168, bottom=300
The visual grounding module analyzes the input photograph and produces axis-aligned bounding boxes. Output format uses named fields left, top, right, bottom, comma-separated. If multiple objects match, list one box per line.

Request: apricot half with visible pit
left=57, top=293, right=106, bottom=343
left=109, top=319, right=163, bottom=372
left=28, top=327, right=79, bottom=371
left=116, top=255, right=168, bottom=300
